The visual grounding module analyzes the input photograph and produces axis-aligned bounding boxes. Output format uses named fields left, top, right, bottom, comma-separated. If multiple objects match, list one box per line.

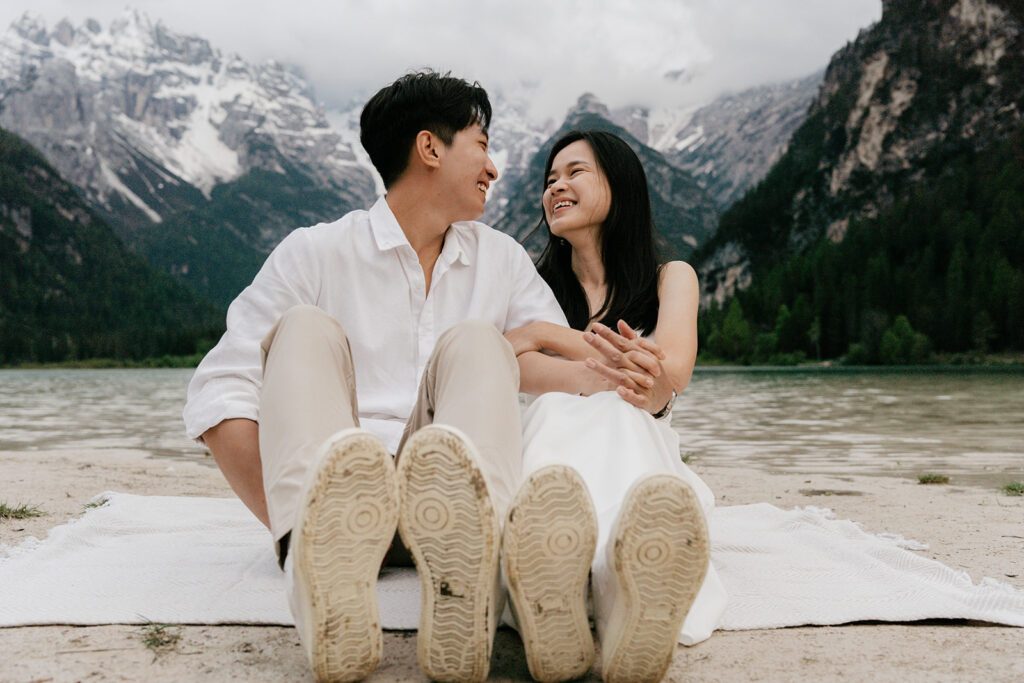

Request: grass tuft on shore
left=918, top=473, right=950, bottom=485
left=83, top=497, right=109, bottom=511
left=138, top=622, right=182, bottom=661
left=1002, top=481, right=1024, bottom=497
left=0, top=502, right=44, bottom=519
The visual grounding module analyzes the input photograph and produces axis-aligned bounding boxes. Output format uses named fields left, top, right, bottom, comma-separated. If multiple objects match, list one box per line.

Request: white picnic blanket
left=1, top=492, right=1022, bottom=630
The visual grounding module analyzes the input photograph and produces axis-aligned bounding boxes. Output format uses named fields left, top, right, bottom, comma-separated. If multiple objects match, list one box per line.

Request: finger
left=624, top=368, right=654, bottom=389
left=617, top=319, right=638, bottom=340
left=592, top=322, right=632, bottom=353
left=583, top=331, right=626, bottom=364
left=635, top=336, right=667, bottom=360
left=616, top=385, right=647, bottom=409
left=585, top=358, right=628, bottom=384
left=626, top=349, right=661, bottom=377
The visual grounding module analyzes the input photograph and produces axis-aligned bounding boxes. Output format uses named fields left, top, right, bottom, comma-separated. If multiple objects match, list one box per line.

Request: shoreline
left=4, top=351, right=1023, bottom=372
left=2, top=448, right=1022, bottom=681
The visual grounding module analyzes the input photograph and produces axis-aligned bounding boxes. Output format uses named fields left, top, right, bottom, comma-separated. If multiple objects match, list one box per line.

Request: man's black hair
left=360, top=70, right=492, bottom=189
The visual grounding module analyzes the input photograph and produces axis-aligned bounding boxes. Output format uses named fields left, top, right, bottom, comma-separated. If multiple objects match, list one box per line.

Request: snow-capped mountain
left=0, top=10, right=376, bottom=304
left=0, top=8, right=822, bottom=306
left=474, top=73, right=821, bottom=233
left=609, top=70, right=823, bottom=208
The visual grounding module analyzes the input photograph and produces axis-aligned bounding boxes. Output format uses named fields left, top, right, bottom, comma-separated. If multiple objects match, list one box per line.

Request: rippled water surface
left=1, top=368, right=1022, bottom=483
left=674, top=368, right=1024, bottom=484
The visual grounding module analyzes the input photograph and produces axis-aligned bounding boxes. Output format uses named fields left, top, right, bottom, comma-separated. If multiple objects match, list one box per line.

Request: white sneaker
left=503, top=465, right=598, bottom=682
left=288, top=428, right=399, bottom=683
left=598, top=475, right=709, bottom=683
left=397, top=425, right=501, bottom=683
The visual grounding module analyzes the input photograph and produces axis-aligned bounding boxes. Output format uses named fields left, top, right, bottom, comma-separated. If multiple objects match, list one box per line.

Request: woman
left=502, top=131, right=727, bottom=683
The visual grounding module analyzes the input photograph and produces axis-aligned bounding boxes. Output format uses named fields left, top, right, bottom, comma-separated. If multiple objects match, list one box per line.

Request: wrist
left=651, top=389, right=677, bottom=419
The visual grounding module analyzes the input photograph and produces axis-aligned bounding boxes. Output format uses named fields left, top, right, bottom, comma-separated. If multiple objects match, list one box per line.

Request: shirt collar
left=369, top=196, right=472, bottom=267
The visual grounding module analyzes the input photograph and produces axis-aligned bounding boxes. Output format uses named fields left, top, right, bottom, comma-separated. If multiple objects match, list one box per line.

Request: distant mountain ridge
left=1, top=8, right=823, bottom=307
left=0, top=9, right=377, bottom=305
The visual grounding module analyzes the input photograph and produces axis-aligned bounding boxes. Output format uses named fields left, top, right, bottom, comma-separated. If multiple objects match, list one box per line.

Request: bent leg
left=259, top=304, right=359, bottom=554
left=399, top=319, right=522, bottom=520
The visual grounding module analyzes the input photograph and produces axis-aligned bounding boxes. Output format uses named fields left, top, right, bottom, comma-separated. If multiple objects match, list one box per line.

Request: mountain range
left=0, top=9, right=817, bottom=307
left=697, top=0, right=1024, bottom=362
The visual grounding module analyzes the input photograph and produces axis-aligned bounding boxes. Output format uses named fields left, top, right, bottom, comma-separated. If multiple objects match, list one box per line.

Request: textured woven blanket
left=1, top=492, right=1022, bottom=630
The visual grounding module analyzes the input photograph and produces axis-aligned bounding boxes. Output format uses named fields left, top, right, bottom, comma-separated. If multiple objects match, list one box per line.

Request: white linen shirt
left=183, top=196, right=567, bottom=453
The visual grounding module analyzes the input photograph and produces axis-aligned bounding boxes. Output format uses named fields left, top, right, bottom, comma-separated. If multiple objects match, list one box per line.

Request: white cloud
left=2, top=0, right=881, bottom=117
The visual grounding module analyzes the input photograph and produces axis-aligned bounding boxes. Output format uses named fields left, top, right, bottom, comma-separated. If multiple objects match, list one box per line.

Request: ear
left=413, top=130, right=443, bottom=170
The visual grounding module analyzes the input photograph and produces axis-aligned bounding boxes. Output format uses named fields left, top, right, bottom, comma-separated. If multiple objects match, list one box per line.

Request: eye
left=545, top=177, right=555, bottom=187
left=570, top=167, right=584, bottom=176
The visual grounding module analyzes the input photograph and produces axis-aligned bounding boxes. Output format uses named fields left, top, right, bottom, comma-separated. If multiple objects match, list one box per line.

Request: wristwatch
left=651, top=390, right=677, bottom=419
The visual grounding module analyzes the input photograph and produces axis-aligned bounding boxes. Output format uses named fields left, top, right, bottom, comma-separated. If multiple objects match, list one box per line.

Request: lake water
left=1, top=368, right=1022, bottom=486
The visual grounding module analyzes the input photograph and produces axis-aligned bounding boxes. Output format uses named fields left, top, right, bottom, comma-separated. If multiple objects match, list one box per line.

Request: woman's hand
left=582, top=321, right=674, bottom=413
left=504, top=322, right=542, bottom=356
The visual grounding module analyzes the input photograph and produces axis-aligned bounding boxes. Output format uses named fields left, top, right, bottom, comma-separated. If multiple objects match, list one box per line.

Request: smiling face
left=436, top=122, right=498, bottom=222
left=542, top=140, right=612, bottom=241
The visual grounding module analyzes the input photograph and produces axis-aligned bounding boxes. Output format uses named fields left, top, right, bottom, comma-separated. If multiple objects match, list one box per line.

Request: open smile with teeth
left=477, top=182, right=488, bottom=193
left=552, top=200, right=576, bottom=213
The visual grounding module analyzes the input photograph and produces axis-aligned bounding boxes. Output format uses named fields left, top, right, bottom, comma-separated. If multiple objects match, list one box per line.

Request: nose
left=485, top=155, right=498, bottom=182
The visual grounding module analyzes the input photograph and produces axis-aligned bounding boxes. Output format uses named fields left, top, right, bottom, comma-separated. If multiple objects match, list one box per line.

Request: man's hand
left=582, top=321, right=673, bottom=413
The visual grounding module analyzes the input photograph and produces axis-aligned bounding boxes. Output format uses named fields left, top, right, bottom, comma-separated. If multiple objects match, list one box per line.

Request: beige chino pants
left=258, top=305, right=522, bottom=559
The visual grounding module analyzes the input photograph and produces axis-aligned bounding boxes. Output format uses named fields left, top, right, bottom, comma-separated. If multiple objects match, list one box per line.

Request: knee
left=277, top=306, right=346, bottom=337
left=278, top=304, right=327, bottom=325
left=436, top=319, right=515, bottom=363
left=438, top=319, right=505, bottom=349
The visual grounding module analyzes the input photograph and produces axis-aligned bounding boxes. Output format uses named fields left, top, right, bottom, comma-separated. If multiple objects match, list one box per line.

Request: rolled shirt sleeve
left=183, top=228, right=320, bottom=441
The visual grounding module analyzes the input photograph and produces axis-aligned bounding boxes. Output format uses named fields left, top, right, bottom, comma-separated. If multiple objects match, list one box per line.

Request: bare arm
left=505, top=322, right=594, bottom=361
left=517, top=350, right=616, bottom=396
left=648, top=261, right=700, bottom=392
left=201, top=418, right=269, bottom=529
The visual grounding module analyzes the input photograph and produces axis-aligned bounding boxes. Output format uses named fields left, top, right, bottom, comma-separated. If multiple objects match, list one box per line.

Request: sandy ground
left=1, top=448, right=1022, bottom=682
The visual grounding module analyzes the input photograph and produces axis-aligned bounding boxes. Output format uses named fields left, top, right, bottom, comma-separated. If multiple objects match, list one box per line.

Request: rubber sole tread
left=503, top=465, right=598, bottom=683
left=293, top=430, right=398, bottom=683
left=601, top=475, right=709, bottom=683
left=397, top=425, right=499, bottom=683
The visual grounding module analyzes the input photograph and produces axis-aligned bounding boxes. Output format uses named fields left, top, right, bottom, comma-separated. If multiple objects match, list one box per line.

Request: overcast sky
left=2, top=0, right=881, bottom=117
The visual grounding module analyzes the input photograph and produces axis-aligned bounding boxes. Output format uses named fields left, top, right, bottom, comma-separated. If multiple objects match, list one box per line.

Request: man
left=183, top=71, right=576, bottom=682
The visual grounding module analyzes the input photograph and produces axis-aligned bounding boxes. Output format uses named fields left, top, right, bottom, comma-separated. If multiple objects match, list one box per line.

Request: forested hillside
left=0, top=128, right=223, bottom=364
left=700, top=127, right=1024, bottom=364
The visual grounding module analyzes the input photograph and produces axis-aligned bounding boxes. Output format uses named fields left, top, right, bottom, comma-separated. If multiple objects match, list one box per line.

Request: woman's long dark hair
left=535, top=130, right=661, bottom=333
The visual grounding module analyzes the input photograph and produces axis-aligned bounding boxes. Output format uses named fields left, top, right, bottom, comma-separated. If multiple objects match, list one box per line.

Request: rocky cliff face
left=698, top=0, right=1024, bottom=307
left=612, top=70, right=823, bottom=209
left=0, top=10, right=376, bottom=304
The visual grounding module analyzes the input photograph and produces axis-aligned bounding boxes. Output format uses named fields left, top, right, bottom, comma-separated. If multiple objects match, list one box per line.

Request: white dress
left=520, top=390, right=727, bottom=645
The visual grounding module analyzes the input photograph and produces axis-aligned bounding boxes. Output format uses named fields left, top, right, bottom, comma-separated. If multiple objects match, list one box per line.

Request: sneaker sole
left=293, top=429, right=398, bottom=683
left=503, top=465, right=597, bottom=683
left=397, top=425, right=499, bottom=683
left=601, top=475, right=709, bottom=683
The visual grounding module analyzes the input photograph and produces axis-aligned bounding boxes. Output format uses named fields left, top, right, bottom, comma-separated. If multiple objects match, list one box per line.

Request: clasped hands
left=583, top=321, right=673, bottom=414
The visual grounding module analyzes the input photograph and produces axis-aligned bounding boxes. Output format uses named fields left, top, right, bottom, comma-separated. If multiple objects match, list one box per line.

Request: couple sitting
left=183, top=70, right=725, bottom=683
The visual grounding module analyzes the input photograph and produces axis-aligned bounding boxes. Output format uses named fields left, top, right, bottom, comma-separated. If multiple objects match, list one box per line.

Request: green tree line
left=0, top=128, right=224, bottom=365
left=699, top=127, right=1024, bottom=364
